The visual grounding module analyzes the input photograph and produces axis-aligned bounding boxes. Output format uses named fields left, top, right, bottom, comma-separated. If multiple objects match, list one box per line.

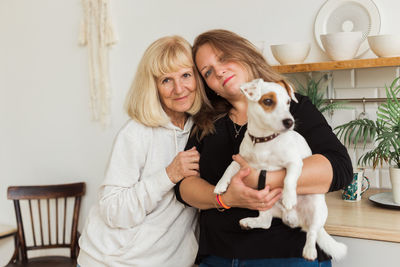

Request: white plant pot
left=389, top=167, right=400, bottom=204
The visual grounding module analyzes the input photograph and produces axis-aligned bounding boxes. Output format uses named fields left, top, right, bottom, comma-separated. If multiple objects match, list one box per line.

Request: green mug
left=342, top=169, right=370, bottom=201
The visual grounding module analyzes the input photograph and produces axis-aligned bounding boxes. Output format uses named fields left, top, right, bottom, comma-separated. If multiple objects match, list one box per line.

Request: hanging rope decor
left=79, top=0, right=118, bottom=127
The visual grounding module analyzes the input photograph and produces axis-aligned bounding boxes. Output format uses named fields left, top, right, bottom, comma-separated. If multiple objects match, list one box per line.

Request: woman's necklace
left=233, top=121, right=244, bottom=138
left=229, top=108, right=247, bottom=138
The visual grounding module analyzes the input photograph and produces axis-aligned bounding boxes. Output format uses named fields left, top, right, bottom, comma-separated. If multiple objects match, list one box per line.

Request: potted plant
left=335, top=77, right=400, bottom=202
left=295, top=75, right=349, bottom=114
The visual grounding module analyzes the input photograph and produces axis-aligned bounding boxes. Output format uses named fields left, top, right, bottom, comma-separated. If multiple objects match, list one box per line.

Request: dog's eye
left=262, top=98, right=273, bottom=106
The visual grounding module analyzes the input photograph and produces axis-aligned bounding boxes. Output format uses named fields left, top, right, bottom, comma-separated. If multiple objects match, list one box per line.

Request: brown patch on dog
left=258, top=92, right=277, bottom=112
left=278, top=80, right=295, bottom=99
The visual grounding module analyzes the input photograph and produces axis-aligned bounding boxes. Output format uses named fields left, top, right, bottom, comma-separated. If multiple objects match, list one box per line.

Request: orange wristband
left=216, top=194, right=231, bottom=209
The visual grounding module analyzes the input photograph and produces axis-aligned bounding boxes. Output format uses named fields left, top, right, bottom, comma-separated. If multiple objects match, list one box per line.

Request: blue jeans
left=199, top=255, right=332, bottom=267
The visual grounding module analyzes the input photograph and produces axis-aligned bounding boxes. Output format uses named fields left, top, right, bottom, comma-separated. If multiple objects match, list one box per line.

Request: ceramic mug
left=342, top=169, right=370, bottom=201
left=390, top=167, right=400, bottom=204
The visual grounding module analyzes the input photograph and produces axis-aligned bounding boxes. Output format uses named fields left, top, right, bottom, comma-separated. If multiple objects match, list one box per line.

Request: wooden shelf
left=271, top=57, right=400, bottom=74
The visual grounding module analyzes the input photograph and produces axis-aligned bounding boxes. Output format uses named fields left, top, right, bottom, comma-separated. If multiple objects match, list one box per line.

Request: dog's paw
left=239, top=219, right=253, bottom=230
left=214, top=182, right=229, bottom=194
left=302, top=245, right=317, bottom=261
left=239, top=217, right=272, bottom=230
left=282, top=189, right=297, bottom=210
left=239, top=218, right=254, bottom=230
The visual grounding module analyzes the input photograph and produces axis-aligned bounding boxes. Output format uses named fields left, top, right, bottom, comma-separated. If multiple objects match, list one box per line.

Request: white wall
left=1, top=0, right=400, bottom=266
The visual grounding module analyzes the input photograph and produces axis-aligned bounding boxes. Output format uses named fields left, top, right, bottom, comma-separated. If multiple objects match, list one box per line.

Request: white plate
left=314, top=0, right=381, bottom=58
left=369, top=192, right=400, bottom=209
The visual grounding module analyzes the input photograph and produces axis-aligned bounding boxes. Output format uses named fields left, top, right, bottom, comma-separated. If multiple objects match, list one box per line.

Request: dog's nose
left=282, top=119, right=294, bottom=129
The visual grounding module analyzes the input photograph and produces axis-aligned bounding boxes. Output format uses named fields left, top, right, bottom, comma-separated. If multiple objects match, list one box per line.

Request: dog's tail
left=317, top=228, right=347, bottom=261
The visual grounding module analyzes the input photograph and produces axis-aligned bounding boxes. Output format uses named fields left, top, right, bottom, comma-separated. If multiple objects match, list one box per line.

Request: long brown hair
left=192, top=29, right=286, bottom=138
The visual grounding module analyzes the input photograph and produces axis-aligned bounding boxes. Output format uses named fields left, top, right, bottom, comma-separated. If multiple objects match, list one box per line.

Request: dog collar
left=248, top=133, right=280, bottom=144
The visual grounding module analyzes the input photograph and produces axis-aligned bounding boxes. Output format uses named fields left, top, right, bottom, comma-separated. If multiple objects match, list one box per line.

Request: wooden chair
left=6, top=182, right=85, bottom=267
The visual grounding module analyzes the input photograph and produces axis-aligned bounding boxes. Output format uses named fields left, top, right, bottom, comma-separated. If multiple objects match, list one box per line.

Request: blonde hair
left=125, top=35, right=208, bottom=127
left=192, top=29, right=286, bottom=119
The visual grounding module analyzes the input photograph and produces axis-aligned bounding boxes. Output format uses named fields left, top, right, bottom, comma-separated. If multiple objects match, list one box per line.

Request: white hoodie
left=78, top=118, right=198, bottom=267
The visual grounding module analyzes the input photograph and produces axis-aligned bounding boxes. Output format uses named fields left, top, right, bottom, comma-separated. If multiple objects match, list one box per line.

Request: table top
left=0, top=224, right=17, bottom=238
left=325, top=188, right=400, bottom=243
left=3, top=190, right=398, bottom=242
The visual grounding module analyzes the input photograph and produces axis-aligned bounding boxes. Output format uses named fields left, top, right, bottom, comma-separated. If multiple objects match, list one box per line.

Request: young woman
left=77, top=35, right=211, bottom=267
left=176, top=29, right=353, bottom=267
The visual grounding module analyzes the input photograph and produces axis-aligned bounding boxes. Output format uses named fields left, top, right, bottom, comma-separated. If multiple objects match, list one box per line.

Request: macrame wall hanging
left=79, top=0, right=118, bottom=127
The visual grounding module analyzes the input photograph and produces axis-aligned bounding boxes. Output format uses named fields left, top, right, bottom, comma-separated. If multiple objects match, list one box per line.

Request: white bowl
left=320, top=32, right=362, bottom=61
left=270, top=42, right=311, bottom=65
left=368, top=34, right=400, bottom=57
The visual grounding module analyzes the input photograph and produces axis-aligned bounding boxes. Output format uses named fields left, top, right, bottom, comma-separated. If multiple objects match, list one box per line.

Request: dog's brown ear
left=280, top=80, right=298, bottom=103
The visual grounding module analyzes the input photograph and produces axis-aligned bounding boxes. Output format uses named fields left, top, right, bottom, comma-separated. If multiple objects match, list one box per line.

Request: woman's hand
left=232, top=154, right=260, bottom=189
left=221, top=167, right=282, bottom=211
left=166, top=147, right=200, bottom=184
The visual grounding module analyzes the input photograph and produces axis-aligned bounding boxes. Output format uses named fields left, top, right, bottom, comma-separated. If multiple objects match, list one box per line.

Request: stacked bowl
left=367, top=34, right=400, bottom=57
left=320, top=32, right=362, bottom=61
left=270, top=42, right=311, bottom=65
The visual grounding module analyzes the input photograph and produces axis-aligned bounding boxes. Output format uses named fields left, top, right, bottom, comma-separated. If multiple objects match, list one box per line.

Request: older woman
left=77, top=35, right=212, bottom=267
left=176, top=29, right=353, bottom=267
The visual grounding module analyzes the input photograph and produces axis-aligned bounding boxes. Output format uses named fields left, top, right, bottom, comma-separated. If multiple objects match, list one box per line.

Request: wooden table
left=325, top=188, right=400, bottom=243
left=0, top=224, right=18, bottom=264
left=0, top=224, right=17, bottom=239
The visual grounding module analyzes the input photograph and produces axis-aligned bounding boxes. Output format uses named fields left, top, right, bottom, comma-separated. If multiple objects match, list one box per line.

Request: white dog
left=214, top=79, right=347, bottom=261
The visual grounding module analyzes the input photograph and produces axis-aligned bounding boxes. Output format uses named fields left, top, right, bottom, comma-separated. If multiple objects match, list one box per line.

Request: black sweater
left=176, top=94, right=353, bottom=262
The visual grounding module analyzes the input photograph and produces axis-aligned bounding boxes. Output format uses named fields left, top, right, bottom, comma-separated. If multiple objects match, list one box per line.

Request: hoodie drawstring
left=173, top=129, right=178, bottom=156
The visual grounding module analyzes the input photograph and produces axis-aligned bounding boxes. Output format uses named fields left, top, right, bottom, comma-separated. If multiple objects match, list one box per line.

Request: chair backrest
left=7, top=182, right=86, bottom=262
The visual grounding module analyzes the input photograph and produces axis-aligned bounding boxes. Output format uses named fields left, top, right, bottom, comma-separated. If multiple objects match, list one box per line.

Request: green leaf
left=295, top=76, right=351, bottom=114
left=335, top=76, right=400, bottom=169
left=353, top=125, right=363, bottom=145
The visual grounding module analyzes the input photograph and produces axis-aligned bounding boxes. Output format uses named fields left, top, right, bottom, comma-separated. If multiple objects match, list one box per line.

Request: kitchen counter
left=325, top=188, right=400, bottom=243
left=0, top=224, right=16, bottom=239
